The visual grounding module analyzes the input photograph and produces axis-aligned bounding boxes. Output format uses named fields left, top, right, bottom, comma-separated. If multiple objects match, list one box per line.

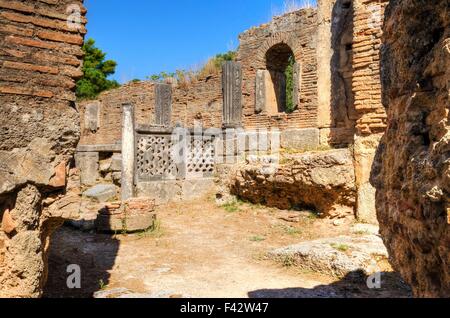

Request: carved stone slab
left=154, top=83, right=172, bottom=127
left=85, top=101, right=100, bottom=132
left=255, top=70, right=266, bottom=114
left=222, top=61, right=242, bottom=128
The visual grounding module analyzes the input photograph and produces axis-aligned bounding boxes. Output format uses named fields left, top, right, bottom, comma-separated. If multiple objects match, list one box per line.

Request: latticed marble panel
left=186, top=136, right=215, bottom=179
left=136, top=134, right=178, bottom=181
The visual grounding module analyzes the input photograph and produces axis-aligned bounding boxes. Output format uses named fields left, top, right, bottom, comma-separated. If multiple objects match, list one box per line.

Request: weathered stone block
left=136, top=181, right=182, bottom=205
left=154, top=83, right=172, bottom=127
left=99, top=157, right=112, bottom=173
left=373, top=0, right=449, bottom=297
left=121, top=103, right=135, bottom=201
left=270, top=235, right=388, bottom=278
left=84, top=101, right=100, bottom=132
left=255, top=70, right=267, bottom=114
left=95, top=205, right=156, bottom=233
left=231, top=149, right=356, bottom=218
left=1, top=209, right=16, bottom=234
left=83, top=184, right=117, bottom=203
left=222, top=61, right=242, bottom=127
left=110, top=153, right=122, bottom=172
left=136, top=178, right=217, bottom=204
left=48, top=161, right=67, bottom=188
left=95, top=199, right=156, bottom=234
left=75, top=152, right=99, bottom=186
left=112, top=172, right=122, bottom=186
left=281, top=128, right=320, bottom=150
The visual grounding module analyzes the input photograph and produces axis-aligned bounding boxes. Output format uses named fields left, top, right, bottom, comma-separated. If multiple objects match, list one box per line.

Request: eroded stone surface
left=372, top=0, right=450, bottom=297
left=83, top=184, right=118, bottom=203
left=280, top=128, right=320, bottom=150
left=0, top=0, right=87, bottom=298
left=270, top=235, right=388, bottom=278
left=231, top=149, right=356, bottom=218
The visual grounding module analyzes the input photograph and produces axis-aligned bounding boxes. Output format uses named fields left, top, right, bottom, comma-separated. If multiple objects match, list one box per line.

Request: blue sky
left=84, top=0, right=317, bottom=83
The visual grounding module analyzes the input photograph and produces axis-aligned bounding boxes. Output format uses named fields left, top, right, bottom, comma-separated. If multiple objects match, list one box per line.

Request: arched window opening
left=265, top=43, right=297, bottom=114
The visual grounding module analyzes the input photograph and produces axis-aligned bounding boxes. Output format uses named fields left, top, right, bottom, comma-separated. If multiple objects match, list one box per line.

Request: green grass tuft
left=330, top=243, right=350, bottom=252
left=249, top=235, right=266, bottom=242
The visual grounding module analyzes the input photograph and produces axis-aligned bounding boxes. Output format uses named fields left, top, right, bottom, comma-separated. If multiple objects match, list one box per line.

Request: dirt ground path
left=44, top=198, right=411, bottom=298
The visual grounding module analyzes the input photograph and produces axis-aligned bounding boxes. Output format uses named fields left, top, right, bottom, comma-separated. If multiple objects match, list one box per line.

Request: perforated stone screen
left=136, top=133, right=179, bottom=181
left=186, top=136, right=215, bottom=179
left=135, top=129, right=216, bottom=182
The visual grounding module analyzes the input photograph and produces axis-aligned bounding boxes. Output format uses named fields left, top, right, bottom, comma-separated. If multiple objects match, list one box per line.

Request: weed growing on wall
left=285, top=55, right=296, bottom=113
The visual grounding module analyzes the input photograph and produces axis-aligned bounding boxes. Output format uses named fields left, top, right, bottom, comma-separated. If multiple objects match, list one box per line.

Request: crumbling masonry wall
left=0, top=0, right=86, bottom=297
left=78, top=75, right=223, bottom=147
left=231, top=149, right=357, bottom=218
left=352, top=0, right=388, bottom=224
left=75, top=2, right=393, bottom=225
left=317, top=0, right=356, bottom=146
left=372, top=0, right=449, bottom=297
left=76, top=8, right=331, bottom=165
left=238, top=9, right=319, bottom=131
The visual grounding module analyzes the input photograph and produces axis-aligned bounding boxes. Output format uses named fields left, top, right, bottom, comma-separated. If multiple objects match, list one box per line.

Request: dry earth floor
left=44, top=197, right=412, bottom=298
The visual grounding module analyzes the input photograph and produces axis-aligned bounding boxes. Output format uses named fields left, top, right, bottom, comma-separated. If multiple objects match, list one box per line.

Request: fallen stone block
left=83, top=184, right=117, bottom=203
left=270, top=235, right=388, bottom=278
left=231, top=149, right=356, bottom=218
left=110, top=153, right=122, bottom=172
left=75, top=152, right=99, bottom=186
left=281, top=128, right=320, bottom=150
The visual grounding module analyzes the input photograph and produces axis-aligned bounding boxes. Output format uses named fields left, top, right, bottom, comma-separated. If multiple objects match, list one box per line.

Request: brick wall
left=0, top=0, right=86, bottom=107
left=78, top=74, right=223, bottom=146
left=0, top=0, right=87, bottom=298
left=0, top=0, right=86, bottom=153
left=78, top=81, right=156, bottom=146
left=78, top=8, right=321, bottom=148
left=238, top=9, right=319, bottom=130
left=352, top=0, right=389, bottom=224
left=172, top=74, right=222, bottom=128
left=352, top=0, right=388, bottom=135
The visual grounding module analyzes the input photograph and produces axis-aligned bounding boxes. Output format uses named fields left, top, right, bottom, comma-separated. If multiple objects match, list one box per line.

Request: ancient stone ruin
left=0, top=0, right=87, bottom=297
left=372, top=0, right=449, bottom=297
left=0, top=0, right=448, bottom=298
left=74, top=0, right=387, bottom=224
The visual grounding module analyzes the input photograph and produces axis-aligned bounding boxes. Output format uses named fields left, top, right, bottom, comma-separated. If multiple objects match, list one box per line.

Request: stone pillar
left=316, top=0, right=335, bottom=130
left=351, top=0, right=388, bottom=224
left=354, top=134, right=382, bottom=224
left=121, top=103, right=135, bottom=201
left=222, top=61, right=242, bottom=128
left=155, top=83, right=172, bottom=127
left=255, top=70, right=266, bottom=114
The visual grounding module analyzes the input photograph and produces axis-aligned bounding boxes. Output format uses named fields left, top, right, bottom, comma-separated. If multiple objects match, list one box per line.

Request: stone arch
left=253, top=33, right=303, bottom=67
left=265, top=43, right=295, bottom=113
left=254, top=34, right=302, bottom=115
